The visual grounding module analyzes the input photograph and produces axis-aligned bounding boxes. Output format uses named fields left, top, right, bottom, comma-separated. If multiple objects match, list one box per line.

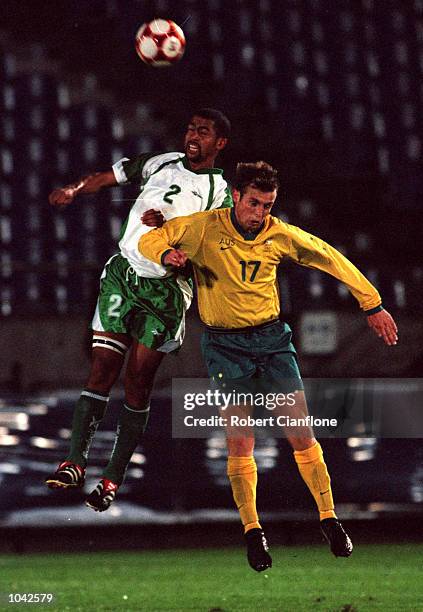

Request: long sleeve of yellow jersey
left=138, top=212, right=206, bottom=265
left=282, top=223, right=381, bottom=311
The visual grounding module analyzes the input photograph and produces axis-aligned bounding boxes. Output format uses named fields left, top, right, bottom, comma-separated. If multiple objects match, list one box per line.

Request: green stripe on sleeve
left=206, top=174, right=215, bottom=210
left=121, top=152, right=163, bottom=183
left=217, top=186, right=233, bottom=209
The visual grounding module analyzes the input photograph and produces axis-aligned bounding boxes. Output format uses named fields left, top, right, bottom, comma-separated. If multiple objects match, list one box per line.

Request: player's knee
left=124, top=376, right=153, bottom=408
left=226, top=437, right=255, bottom=457
left=289, top=436, right=317, bottom=451
left=126, top=357, right=161, bottom=381
left=124, top=360, right=158, bottom=392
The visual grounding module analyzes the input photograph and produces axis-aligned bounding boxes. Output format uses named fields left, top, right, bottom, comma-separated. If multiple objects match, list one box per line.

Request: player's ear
left=232, top=188, right=240, bottom=204
left=216, top=137, right=227, bottom=151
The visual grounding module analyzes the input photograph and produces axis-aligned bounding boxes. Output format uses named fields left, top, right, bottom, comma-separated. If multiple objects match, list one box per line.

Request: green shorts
left=201, top=320, right=304, bottom=393
left=92, top=254, right=192, bottom=353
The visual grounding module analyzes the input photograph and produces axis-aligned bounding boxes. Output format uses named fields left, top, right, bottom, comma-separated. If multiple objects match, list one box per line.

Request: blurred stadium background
left=1, top=0, right=423, bottom=573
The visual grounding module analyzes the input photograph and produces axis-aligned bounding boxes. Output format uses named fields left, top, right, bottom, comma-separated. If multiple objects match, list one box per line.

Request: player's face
left=184, top=117, right=227, bottom=168
left=233, top=186, right=277, bottom=232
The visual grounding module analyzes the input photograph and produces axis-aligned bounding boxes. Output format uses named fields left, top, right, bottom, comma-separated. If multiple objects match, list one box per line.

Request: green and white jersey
left=112, top=151, right=232, bottom=278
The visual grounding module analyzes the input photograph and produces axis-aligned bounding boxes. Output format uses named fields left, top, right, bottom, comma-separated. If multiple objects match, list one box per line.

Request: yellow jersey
left=139, top=207, right=381, bottom=328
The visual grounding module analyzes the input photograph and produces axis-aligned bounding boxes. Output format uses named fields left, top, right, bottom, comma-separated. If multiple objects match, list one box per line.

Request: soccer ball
left=135, top=19, right=186, bottom=67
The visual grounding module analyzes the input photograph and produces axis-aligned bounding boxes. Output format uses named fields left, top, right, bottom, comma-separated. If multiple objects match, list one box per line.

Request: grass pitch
left=1, top=543, right=423, bottom=611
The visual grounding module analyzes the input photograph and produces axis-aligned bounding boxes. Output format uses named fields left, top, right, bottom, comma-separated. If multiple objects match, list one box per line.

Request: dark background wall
left=1, top=0, right=422, bottom=386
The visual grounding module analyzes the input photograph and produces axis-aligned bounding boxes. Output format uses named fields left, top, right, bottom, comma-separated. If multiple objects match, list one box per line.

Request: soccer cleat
left=320, top=518, right=353, bottom=557
left=85, top=478, right=118, bottom=512
left=245, top=528, right=272, bottom=572
left=45, top=461, right=85, bottom=489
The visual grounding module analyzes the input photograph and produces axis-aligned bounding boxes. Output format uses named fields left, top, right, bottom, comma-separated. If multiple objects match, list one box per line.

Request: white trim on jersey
left=112, top=157, right=130, bottom=184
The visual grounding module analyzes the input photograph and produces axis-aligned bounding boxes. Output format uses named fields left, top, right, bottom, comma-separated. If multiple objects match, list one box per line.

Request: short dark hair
left=191, top=108, right=231, bottom=139
left=234, top=161, right=279, bottom=195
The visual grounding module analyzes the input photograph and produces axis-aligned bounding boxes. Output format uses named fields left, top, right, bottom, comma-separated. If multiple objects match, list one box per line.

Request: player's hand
left=48, top=187, right=77, bottom=207
left=367, top=309, right=398, bottom=346
left=163, top=249, right=188, bottom=267
left=142, top=209, right=165, bottom=227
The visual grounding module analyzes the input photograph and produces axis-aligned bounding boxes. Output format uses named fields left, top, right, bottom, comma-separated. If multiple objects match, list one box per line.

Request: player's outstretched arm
left=367, top=309, right=398, bottom=346
left=48, top=170, right=117, bottom=207
left=139, top=213, right=205, bottom=264
left=286, top=225, right=382, bottom=311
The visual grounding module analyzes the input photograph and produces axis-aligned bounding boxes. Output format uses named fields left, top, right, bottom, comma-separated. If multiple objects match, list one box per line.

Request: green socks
left=102, top=404, right=150, bottom=485
left=66, top=394, right=150, bottom=486
left=66, top=390, right=109, bottom=467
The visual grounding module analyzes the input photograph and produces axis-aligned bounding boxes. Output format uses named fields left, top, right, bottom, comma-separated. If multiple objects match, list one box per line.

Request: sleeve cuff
left=112, top=157, right=130, bottom=184
left=365, top=305, right=383, bottom=316
left=160, top=249, right=173, bottom=265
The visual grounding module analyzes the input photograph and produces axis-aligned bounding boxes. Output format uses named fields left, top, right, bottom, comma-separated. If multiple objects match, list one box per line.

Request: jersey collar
left=181, top=155, right=223, bottom=175
left=230, top=208, right=265, bottom=241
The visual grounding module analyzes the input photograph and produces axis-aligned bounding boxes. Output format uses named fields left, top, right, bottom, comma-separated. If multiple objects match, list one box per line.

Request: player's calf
left=245, top=528, right=272, bottom=572
left=320, top=518, right=353, bottom=557
left=45, top=461, right=86, bottom=489
left=85, top=478, right=118, bottom=512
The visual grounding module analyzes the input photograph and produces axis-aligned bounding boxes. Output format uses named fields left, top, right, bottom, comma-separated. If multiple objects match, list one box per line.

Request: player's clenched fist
left=163, top=249, right=188, bottom=267
left=141, top=209, right=165, bottom=228
left=48, top=185, right=79, bottom=207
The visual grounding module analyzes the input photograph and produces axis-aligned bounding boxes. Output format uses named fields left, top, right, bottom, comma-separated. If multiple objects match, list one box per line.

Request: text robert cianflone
left=183, top=415, right=338, bottom=428
left=183, top=390, right=296, bottom=411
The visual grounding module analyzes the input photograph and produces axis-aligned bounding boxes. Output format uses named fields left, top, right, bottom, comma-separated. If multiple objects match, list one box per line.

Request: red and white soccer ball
left=135, top=19, right=186, bottom=67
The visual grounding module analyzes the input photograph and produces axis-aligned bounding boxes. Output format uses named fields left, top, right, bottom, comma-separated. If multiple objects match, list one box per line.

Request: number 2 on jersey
left=163, top=184, right=181, bottom=204
left=108, top=294, right=122, bottom=318
left=239, top=260, right=261, bottom=282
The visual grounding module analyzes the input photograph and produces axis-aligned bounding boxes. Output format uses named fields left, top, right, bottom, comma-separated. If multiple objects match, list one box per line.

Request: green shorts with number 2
left=91, top=254, right=191, bottom=353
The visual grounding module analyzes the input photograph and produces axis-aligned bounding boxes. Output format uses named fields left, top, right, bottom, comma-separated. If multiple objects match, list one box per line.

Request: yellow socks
left=227, top=456, right=261, bottom=533
left=294, top=442, right=336, bottom=520
left=228, top=445, right=335, bottom=529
